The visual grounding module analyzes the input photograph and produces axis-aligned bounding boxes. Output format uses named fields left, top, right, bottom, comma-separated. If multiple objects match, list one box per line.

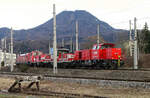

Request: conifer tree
left=139, top=22, right=150, bottom=53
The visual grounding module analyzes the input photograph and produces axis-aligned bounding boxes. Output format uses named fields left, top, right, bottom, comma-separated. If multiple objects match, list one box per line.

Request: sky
left=0, top=0, right=150, bottom=30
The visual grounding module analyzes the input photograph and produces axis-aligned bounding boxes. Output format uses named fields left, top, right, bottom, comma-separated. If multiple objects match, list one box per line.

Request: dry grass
left=124, top=54, right=150, bottom=68
left=0, top=78, right=15, bottom=90
left=0, top=77, right=150, bottom=98
left=40, top=80, right=150, bottom=98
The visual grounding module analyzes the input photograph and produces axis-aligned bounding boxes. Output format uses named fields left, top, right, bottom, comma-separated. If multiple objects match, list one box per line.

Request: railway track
left=0, top=72, right=108, bottom=98
left=23, top=65, right=150, bottom=71
left=0, top=71, right=150, bottom=97
left=1, top=68, right=150, bottom=74
left=1, top=89, right=107, bottom=98
left=0, top=71, right=150, bottom=82
left=17, top=90, right=107, bottom=98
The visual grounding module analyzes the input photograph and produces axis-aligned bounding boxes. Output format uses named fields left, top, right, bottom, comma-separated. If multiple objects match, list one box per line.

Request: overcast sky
left=0, top=0, right=150, bottom=30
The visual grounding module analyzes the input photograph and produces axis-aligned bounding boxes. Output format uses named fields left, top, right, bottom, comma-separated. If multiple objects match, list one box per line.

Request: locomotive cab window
left=57, top=48, right=69, bottom=55
left=101, top=44, right=115, bottom=49
left=101, top=45, right=110, bottom=49
left=92, top=45, right=97, bottom=50
left=97, top=45, right=100, bottom=49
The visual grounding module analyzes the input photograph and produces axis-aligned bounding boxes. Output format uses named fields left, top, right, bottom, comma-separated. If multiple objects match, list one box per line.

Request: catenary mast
left=53, top=4, right=57, bottom=74
left=75, top=21, right=79, bottom=51
left=10, top=28, right=14, bottom=72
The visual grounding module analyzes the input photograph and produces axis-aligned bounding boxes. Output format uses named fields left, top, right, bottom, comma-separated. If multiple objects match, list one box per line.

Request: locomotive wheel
left=111, top=64, right=118, bottom=70
left=104, top=66, right=111, bottom=69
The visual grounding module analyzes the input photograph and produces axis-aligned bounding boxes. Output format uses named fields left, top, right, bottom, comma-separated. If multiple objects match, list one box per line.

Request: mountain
left=0, top=10, right=128, bottom=53
left=0, top=10, right=119, bottom=41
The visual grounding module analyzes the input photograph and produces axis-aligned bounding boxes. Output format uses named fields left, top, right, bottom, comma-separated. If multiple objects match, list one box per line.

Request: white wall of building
left=0, top=50, right=16, bottom=67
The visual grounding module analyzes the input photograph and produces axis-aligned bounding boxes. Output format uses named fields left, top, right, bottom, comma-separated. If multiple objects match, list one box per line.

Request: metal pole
left=53, top=4, right=57, bottom=74
left=0, top=38, right=5, bottom=69
left=72, top=37, right=74, bottom=52
left=97, top=24, right=100, bottom=45
left=62, top=38, right=64, bottom=47
left=70, top=37, right=73, bottom=53
left=129, top=20, right=132, bottom=56
left=134, top=17, right=138, bottom=69
left=10, top=28, right=14, bottom=72
left=49, top=32, right=51, bottom=55
left=4, top=37, right=6, bottom=67
left=1, top=39, right=4, bottom=51
left=138, top=47, right=140, bottom=60
left=75, top=21, right=79, bottom=51
left=1, top=38, right=4, bottom=68
left=9, top=43, right=11, bottom=53
left=0, top=50, right=1, bottom=70
left=9, top=43, right=11, bottom=67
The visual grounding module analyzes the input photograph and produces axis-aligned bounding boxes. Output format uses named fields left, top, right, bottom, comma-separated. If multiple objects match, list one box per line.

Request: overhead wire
left=108, top=17, right=150, bottom=30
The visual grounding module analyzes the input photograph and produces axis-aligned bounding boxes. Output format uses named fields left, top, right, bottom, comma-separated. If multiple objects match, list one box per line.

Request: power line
left=110, top=17, right=150, bottom=26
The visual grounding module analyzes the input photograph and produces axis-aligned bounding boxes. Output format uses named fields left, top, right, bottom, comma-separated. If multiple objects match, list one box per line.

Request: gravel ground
left=0, top=77, right=150, bottom=98
left=21, top=68, right=150, bottom=81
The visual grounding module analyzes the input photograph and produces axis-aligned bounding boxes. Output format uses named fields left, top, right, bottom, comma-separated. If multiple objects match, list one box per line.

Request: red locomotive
left=73, top=43, right=123, bottom=69
left=16, top=43, right=124, bottom=69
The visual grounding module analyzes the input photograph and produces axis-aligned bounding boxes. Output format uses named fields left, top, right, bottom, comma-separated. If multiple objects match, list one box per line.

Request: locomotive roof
left=101, top=43, right=115, bottom=47
left=58, top=48, right=69, bottom=51
left=94, top=43, right=115, bottom=47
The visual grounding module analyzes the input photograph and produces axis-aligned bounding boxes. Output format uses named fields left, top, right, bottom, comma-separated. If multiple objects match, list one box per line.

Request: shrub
left=17, top=64, right=29, bottom=72
left=1, top=61, right=4, bottom=67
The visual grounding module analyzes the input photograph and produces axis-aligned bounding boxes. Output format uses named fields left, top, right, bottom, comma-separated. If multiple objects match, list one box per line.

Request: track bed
left=4, top=68, right=150, bottom=81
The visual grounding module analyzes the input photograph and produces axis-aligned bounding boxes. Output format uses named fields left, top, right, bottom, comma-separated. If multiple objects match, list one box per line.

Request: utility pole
left=72, top=37, right=74, bottom=52
left=0, top=38, right=5, bottom=69
left=75, top=20, right=79, bottom=51
left=62, top=38, right=64, bottom=48
left=9, top=43, right=11, bottom=67
left=10, top=28, right=14, bottom=72
left=4, top=37, right=6, bottom=67
left=0, top=50, right=1, bottom=70
left=129, top=20, right=132, bottom=56
left=49, top=32, right=51, bottom=55
left=9, top=43, right=11, bottom=53
left=70, top=37, right=73, bottom=53
left=53, top=4, right=57, bottom=74
left=1, top=39, right=4, bottom=50
left=133, top=17, right=138, bottom=69
left=97, top=24, right=100, bottom=45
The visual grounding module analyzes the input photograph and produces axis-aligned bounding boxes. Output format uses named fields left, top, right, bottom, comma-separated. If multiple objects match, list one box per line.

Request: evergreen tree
left=139, top=22, right=150, bottom=53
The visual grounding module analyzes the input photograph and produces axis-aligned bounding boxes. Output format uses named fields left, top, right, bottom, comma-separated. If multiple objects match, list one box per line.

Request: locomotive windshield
left=101, top=44, right=112, bottom=49
left=92, top=45, right=97, bottom=50
left=58, top=48, right=69, bottom=54
left=50, top=48, right=69, bottom=55
left=92, top=43, right=115, bottom=49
